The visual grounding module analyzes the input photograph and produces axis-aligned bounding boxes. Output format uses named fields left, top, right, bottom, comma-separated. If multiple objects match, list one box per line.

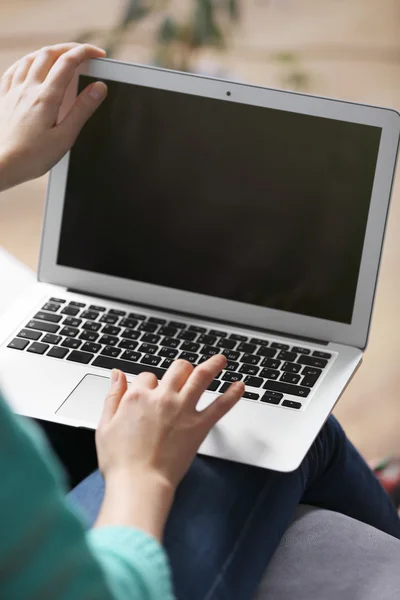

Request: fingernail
left=88, top=81, right=107, bottom=100
left=111, top=369, right=119, bottom=384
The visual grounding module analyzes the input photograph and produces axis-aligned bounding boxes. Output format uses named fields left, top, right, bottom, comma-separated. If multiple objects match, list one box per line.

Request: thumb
left=200, top=381, right=244, bottom=432
left=99, top=369, right=127, bottom=426
left=56, top=80, right=107, bottom=146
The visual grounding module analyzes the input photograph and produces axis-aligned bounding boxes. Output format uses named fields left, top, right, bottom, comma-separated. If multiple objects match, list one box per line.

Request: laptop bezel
left=38, top=58, right=400, bottom=350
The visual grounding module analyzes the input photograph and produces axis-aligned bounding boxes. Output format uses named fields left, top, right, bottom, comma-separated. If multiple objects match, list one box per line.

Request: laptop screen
left=57, top=75, right=381, bottom=325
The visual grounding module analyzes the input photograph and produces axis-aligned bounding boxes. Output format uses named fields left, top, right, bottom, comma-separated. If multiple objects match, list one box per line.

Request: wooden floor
left=1, top=0, right=399, bottom=459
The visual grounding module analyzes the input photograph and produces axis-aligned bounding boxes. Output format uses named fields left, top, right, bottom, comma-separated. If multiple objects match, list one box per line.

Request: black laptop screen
left=57, top=75, right=382, bottom=324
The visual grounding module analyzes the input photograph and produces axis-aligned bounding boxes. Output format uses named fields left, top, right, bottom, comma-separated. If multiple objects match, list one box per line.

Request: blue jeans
left=69, top=416, right=400, bottom=600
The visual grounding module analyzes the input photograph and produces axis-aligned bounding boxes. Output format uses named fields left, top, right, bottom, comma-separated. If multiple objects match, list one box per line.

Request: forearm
left=94, top=469, right=175, bottom=543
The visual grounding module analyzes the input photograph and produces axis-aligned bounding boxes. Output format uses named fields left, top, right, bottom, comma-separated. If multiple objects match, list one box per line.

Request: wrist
left=94, top=467, right=175, bottom=542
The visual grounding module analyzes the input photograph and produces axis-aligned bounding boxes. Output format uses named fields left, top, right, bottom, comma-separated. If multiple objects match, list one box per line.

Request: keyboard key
left=168, top=320, right=186, bottom=329
left=120, top=318, right=138, bottom=329
left=220, top=382, right=234, bottom=393
left=229, top=333, right=248, bottom=342
left=161, top=358, right=174, bottom=369
left=261, top=358, right=281, bottom=370
left=89, top=304, right=106, bottom=312
left=261, top=391, right=283, bottom=404
left=302, top=366, right=322, bottom=377
left=8, top=338, right=29, bottom=350
left=259, top=368, right=279, bottom=380
left=207, top=380, right=220, bottom=392
left=93, top=356, right=167, bottom=378
left=82, top=321, right=101, bottom=332
left=138, top=343, right=158, bottom=355
left=277, top=351, right=297, bottom=362
left=148, top=316, right=167, bottom=325
left=67, top=350, right=93, bottom=364
left=159, top=326, right=178, bottom=337
left=281, top=361, right=302, bottom=373
left=250, top=337, right=269, bottom=346
left=202, top=345, right=220, bottom=356
left=257, top=347, right=277, bottom=358
left=158, top=347, right=178, bottom=358
left=34, top=311, right=62, bottom=323
left=217, top=338, right=236, bottom=350
left=178, top=330, right=197, bottom=341
left=81, top=342, right=101, bottom=353
left=297, top=355, right=328, bottom=369
left=27, top=341, right=49, bottom=355
left=100, top=314, right=119, bottom=325
left=48, top=346, right=68, bottom=359
left=141, top=354, right=162, bottom=366
left=50, top=297, right=66, bottom=303
left=226, top=361, right=239, bottom=371
left=17, top=328, right=41, bottom=341
left=312, top=350, right=332, bottom=360
left=102, top=325, right=121, bottom=336
left=42, top=334, right=62, bottom=345
left=26, top=319, right=59, bottom=334
left=263, top=380, right=310, bottom=398
left=209, top=329, right=227, bottom=337
left=61, top=306, right=80, bottom=316
left=63, top=317, right=82, bottom=328
left=239, top=364, right=259, bottom=376
left=79, top=330, right=99, bottom=342
left=244, top=376, right=263, bottom=388
left=188, top=325, right=207, bottom=333
left=243, top=391, right=259, bottom=400
left=119, top=339, right=138, bottom=350
left=302, top=375, right=320, bottom=387
left=270, top=342, right=289, bottom=350
left=222, top=372, right=243, bottom=382
left=42, top=302, right=60, bottom=312
left=80, top=310, right=99, bottom=320
left=221, top=349, right=240, bottom=361
left=241, top=354, right=261, bottom=365
left=181, top=341, right=200, bottom=353
left=162, top=337, right=180, bottom=348
left=121, top=328, right=140, bottom=340
left=69, top=301, right=86, bottom=308
left=139, top=322, right=158, bottom=333
left=109, top=309, right=126, bottom=317
left=101, top=346, right=121, bottom=358
left=60, top=326, right=79, bottom=338
left=128, top=312, right=146, bottom=321
left=62, top=337, right=82, bottom=349
left=281, top=372, right=301, bottom=384
left=198, top=334, right=216, bottom=345
left=292, top=346, right=310, bottom=355
left=141, top=333, right=160, bottom=345
left=237, top=342, right=256, bottom=354
left=282, top=400, right=302, bottom=410
left=120, top=350, right=141, bottom=362
left=99, top=335, right=118, bottom=346
left=179, top=351, right=198, bottom=364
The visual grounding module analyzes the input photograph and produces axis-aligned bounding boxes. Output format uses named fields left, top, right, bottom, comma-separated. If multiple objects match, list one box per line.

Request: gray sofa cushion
left=256, top=505, right=400, bottom=600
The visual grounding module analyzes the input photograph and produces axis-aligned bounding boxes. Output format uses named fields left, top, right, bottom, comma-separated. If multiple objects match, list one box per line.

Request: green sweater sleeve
left=0, top=390, right=175, bottom=600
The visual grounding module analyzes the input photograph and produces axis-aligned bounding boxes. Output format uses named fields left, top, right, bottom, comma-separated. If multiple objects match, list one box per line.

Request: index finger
left=44, top=44, right=106, bottom=93
left=180, top=354, right=227, bottom=405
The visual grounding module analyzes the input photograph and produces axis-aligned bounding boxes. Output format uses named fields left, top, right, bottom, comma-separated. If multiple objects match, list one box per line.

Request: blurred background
left=0, top=0, right=399, bottom=459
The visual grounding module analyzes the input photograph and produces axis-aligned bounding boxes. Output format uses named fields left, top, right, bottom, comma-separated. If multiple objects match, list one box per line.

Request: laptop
left=0, top=58, right=399, bottom=472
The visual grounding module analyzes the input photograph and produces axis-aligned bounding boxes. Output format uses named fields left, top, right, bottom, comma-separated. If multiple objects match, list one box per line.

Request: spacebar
left=92, top=356, right=167, bottom=380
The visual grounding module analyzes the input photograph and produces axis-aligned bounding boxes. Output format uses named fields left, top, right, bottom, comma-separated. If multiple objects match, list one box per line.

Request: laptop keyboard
left=6, top=297, right=336, bottom=411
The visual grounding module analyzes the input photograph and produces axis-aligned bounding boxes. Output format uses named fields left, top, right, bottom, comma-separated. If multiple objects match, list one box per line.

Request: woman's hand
left=94, top=356, right=244, bottom=540
left=0, top=43, right=107, bottom=192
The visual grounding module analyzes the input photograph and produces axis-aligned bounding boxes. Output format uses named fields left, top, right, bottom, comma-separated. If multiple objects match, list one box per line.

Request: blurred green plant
left=77, top=0, right=310, bottom=90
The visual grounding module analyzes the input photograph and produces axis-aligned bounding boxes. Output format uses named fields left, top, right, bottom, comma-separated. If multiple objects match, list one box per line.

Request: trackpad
left=56, top=374, right=110, bottom=426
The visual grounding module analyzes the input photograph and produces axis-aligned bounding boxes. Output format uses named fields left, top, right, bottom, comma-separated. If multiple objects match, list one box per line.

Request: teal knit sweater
left=0, top=391, right=175, bottom=599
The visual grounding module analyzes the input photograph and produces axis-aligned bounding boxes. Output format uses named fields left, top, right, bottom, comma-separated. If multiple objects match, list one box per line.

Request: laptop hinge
left=67, top=287, right=330, bottom=346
